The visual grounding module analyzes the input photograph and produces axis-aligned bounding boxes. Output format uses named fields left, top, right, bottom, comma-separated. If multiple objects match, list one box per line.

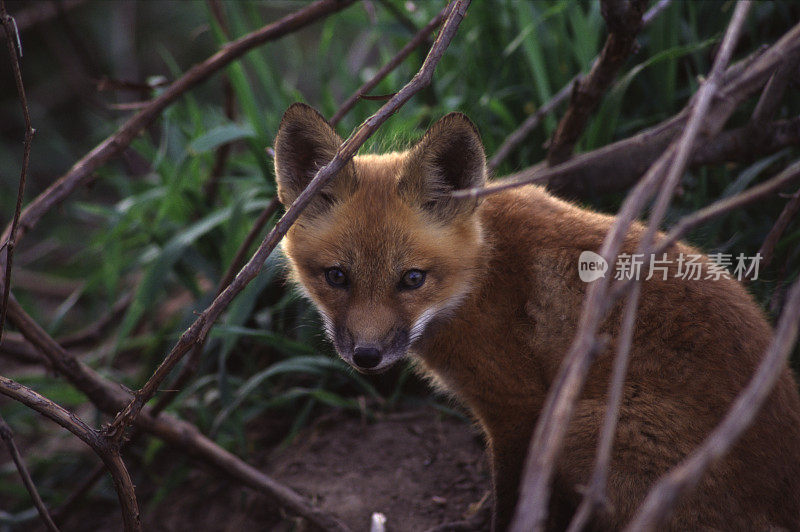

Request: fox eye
left=400, top=269, right=426, bottom=290
left=325, top=267, right=348, bottom=288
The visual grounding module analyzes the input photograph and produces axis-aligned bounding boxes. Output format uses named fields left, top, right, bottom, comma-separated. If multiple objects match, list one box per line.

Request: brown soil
left=265, top=409, right=491, bottom=531
left=58, top=407, right=491, bottom=532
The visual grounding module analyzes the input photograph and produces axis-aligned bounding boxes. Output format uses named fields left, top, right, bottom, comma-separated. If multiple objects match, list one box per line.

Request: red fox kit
left=274, top=103, right=800, bottom=531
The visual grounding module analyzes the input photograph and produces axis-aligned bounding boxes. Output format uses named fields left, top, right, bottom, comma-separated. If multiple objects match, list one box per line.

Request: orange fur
left=274, top=103, right=800, bottom=531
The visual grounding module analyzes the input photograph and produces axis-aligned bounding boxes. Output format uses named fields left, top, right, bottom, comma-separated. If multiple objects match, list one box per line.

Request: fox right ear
left=273, top=103, right=355, bottom=213
left=399, top=112, right=487, bottom=221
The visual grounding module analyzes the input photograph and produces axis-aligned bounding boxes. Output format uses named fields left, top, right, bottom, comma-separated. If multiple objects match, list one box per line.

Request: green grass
left=1, top=0, right=799, bottom=523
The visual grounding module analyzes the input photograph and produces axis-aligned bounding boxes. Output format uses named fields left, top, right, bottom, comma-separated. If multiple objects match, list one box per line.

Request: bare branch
left=0, top=0, right=356, bottom=265
left=0, top=0, right=36, bottom=343
left=758, top=187, right=800, bottom=270
left=0, top=376, right=140, bottom=532
left=689, top=115, right=800, bottom=166
left=489, top=0, right=672, bottom=172
left=641, top=0, right=672, bottom=25
left=511, top=3, right=752, bottom=530
left=546, top=0, right=648, bottom=166
left=602, top=158, right=800, bottom=304
left=565, top=284, right=641, bottom=532
left=0, top=412, right=59, bottom=532
left=6, top=294, right=352, bottom=532
left=750, top=54, right=799, bottom=125
left=625, top=274, right=800, bottom=531
left=156, top=1, right=446, bottom=416
left=105, top=0, right=472, bottom=441
left=650, top=159, right=800, bottom=266
left=456, top=19, right=800, bottom=201
left=329, top=3, right=449, bottom=125
left=487, top=82, right=572, bottom=171
left=0, top=331, right=48, bottom=365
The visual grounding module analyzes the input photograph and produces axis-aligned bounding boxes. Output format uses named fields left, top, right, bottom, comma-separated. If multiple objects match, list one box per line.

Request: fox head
left=274, top=103, right=486, bottom=374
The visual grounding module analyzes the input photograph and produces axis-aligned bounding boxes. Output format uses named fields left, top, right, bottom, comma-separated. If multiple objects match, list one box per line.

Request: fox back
left=274, top=103, right=800, bottom=531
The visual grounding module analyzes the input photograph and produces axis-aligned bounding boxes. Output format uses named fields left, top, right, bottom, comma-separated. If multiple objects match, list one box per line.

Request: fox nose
left=353, top=346, right=382, bottom=369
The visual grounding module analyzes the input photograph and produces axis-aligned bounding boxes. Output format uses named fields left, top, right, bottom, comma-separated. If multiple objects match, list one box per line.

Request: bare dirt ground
left=54, top=407, right=491, bottom=531
left=265, top=409, right=491, bottom=531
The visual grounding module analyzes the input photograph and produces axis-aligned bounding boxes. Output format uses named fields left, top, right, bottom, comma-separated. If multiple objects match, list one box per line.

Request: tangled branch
left=0, top=376, right=140, bottom=531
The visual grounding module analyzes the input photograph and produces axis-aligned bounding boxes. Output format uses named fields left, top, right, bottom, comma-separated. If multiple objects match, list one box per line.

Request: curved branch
left=5, top=294, right=352, bottom=532
left=0, top=376, right=140, bottom=532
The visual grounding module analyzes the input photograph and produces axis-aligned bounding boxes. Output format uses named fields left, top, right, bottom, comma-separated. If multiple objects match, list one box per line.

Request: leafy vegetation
left=1, top=0, right=798, bottom=526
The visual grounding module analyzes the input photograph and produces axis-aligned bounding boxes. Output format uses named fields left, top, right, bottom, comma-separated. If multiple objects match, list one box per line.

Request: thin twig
left=487, top=82, right=572, bottom=171
left=689, top=115, right=800, bottom=167
left=511, top=3, right=752, bottom=530
left=106, top=0, right=472, bottom=441
left=0, top=0, right=357, bottom=264
left=642, top=0, right=672, bottom=25
left=0, top=412, right=59, bottom=532
left=329, top=3, right=449, bottom=125
left=156, top=0, right=437, bottom=417
left=564, top=285, right=641, bottom=532
left=0, top=0, right=36, bottom=343
left=0, top=376, right=140, bottom=532
left=0, top=332, right=48, bottom=366
left=50, top=462, right=106, bottom=527
left=758, top=187, right=800, bottom=269
left=649, top=159, right=800, bottom=271
left=624, top=275, right=800, bottom=531
left=605, top=158, right=800, bottom=302
left=546, top=0, right=648, bottom=166
left=750, top=54, right=799, bottom=125
left=150, top=197, right=281, bottom=416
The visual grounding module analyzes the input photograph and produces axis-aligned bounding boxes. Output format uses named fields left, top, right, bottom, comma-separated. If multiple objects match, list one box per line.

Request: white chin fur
left=409, top=293, right=468, bottom=344
left=319, top=310, right=335, bottom=340
left=409, top=307, right=439, bottom=343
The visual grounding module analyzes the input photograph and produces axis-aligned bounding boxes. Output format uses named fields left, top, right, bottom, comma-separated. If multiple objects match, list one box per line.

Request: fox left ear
left=273, top=103, right=356, bottom=216
left=399, top=112, right=487, bottom=220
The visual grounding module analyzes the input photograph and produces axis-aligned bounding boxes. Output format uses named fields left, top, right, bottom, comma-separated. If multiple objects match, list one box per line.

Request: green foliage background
left=0, top=0, right=799, bottom=524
